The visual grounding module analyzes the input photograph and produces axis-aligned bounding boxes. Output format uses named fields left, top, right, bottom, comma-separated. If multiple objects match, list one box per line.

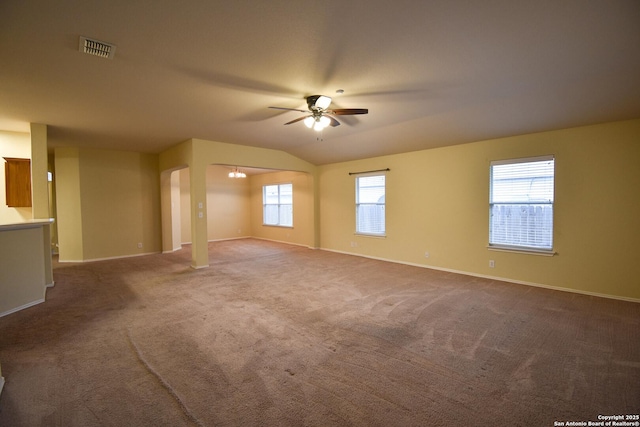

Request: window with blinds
left=356, top=175, right=385, bottom=235
left=489, top=156, right=554, bottom=251
left=263, top=183, right=293, bottom=227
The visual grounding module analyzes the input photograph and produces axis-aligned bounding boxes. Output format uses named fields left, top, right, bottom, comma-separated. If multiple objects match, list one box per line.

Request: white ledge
left=487, top=245, right=556, bottom=256
left=0, top=219, right=54, bottom=231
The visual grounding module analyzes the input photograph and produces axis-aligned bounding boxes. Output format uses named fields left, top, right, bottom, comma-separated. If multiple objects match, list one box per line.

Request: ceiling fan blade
left=269, top=106, right=310, bottom=113
left=327, top=108, right=368, bottom=115
left=326, top=115, right=341, bottom=127
left=284, top=115, right=311, bottom=125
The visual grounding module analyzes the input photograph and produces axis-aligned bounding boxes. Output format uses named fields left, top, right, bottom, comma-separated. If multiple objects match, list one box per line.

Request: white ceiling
left=1, top=1, right=639, bottom=165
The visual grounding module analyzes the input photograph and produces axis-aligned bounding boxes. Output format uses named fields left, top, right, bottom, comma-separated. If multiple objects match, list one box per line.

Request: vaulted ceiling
left=1, top=1, right=639, bottom=165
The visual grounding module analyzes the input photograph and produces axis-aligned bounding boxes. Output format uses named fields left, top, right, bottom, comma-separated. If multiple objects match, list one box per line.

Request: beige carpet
left=0, top=239, right=638, bottom=426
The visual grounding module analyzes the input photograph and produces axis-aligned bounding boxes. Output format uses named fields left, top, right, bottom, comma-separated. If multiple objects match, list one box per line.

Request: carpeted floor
left=0, top=239, right=638, bottom=426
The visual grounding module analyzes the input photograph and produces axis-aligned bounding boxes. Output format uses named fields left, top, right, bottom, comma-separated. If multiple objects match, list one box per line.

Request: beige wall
left=250, top=170, right=315, bottom=247
left=54, top=147, right=83, bottom=261
left=0, top=130, right=32, bottom=223
left=159, top=138, right=318, bottom=268
left=177, top=167, right=309, bottom=246
left=55, top=147, right=161, bottom=262
left=47, top=119, right=639, bottom=300
left=179, top=168, right=191, bottom=244
left=206, top=165, right=251, bottom=241
left=177, top=165, right=252, bottom=244
left=318, top=119, right=640, bottom=301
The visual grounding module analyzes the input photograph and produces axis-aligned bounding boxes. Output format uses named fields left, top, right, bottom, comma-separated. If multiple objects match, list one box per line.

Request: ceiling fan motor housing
left=307, top=95, right=331, bottom=111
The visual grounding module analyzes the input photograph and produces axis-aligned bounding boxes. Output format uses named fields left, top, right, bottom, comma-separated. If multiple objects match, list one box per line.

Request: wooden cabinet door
left=4, top=157, right=32, bottom=207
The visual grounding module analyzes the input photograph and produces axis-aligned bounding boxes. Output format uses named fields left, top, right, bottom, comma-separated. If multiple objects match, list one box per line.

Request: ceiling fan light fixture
left=304, top=116, right=315, bottom=128
left=315, top=95, right=332, bottom=110
left=319, top=115, right=331, bottom=127
left=269, top=93, right=367, bottom=130
left=312, top=116, right=331, bottom=132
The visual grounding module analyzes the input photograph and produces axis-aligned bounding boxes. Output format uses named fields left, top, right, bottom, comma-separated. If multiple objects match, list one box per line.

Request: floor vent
left=79, top=36, right=116, bottom=59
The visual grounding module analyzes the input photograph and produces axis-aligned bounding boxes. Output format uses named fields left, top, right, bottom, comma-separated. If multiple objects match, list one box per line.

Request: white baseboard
left=58, top=251, right=161, bottom=264
left=321, top=248, right=640, bottom=304
left=208, top=236, right=250, bottom=242
left=0, top=298, right=45, bottom=318
left=252, top=236, right=316, bottom=250
left=162, top=237, right=249, bottom=254
left=162, top=247, right=183, bottom=254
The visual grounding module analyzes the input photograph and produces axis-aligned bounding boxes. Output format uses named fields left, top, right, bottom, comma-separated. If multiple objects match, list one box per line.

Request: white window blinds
left=356, top=175, right=385, bottom=235
left=489, top=156, right=554, bottom=251
left=263, top=183, right=293, bottom=226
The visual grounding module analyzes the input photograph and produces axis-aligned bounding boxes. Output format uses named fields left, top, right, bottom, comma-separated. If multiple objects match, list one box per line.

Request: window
left=263, top=183, right=292, bottom=226
left=489, top=156, right=555, bottom=251
left=356, top=174, right=385, bottom=235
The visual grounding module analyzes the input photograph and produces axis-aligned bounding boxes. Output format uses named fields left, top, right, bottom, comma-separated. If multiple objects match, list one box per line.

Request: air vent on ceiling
left=79, top=36, right=116, bottom=59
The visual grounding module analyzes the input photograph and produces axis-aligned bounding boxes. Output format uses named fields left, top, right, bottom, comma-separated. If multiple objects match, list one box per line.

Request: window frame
left=355, top=173, right=386, bottom=237
left=488, top=155, right=555, bottom=254
left=262, top=182, right=293, bottom=227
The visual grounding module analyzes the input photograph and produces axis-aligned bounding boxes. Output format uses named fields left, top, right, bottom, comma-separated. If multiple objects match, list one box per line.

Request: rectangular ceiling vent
left=79, top=36, right=116, bottom=59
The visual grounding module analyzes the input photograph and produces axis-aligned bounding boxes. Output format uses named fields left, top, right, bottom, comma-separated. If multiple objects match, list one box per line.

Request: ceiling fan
left=269, top=95, right=368, bottom=131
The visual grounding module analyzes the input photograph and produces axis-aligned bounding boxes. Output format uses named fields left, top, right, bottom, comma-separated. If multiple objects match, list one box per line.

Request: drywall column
left=160, top=169, right=182, bottom=253
left=30, top=123, right=49, bottom=219
left=312, top=170, right=320, bottom=249
left=30, top=123, right=53, bottom=287
left=170, top=171, right=181, bottom=250
left=160, top=170, right=174, bottom=253
left=189, top=161, right=209, bottom=269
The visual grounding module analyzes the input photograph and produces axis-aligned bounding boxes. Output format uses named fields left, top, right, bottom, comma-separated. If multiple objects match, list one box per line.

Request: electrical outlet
left=489, top=260, right=495, bottom=268
left=424, top=251, right=429, bottom=258
left=137, top=243, right=143, bottom=249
